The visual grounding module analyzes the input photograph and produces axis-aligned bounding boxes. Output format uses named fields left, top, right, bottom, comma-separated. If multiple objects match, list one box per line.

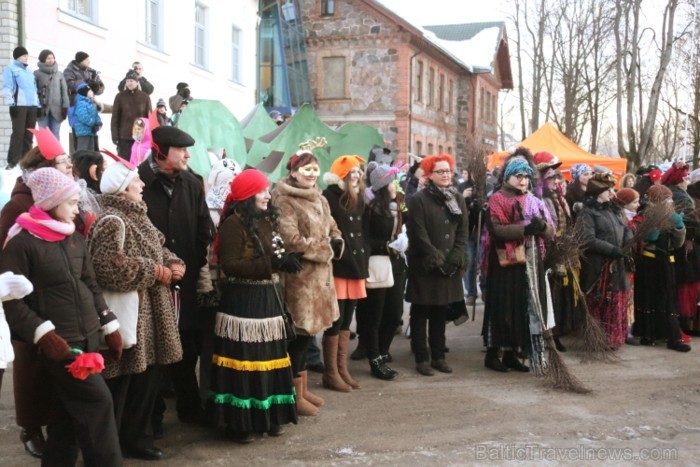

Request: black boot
left=484, top=348, right=509, bottom=373
left=502, top=350, right=529, bottom=372
left=369, top=356, right=398, bottom=380
left=20, top=428, right=45, bottom=459
left=667, top=339, right=691, bottom=352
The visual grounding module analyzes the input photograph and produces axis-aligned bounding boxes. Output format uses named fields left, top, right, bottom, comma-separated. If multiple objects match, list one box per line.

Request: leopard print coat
left=87, top=194, right=183, bottom=378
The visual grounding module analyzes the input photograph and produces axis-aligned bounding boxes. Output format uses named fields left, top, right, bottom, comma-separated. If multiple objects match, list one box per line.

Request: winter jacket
left=34, top=61, right=69, bottom=121
left=218, top=212, right=278, bottom=280
left=87, top=194, right=183, bottom=377
left=576, top=199, right=633, bottom=292
left=0, top=230, right=115, bottom=346
left=365, top=200, right=408, bottom=275
left=63, top=60, right=104, bottom=106
left=73, top=94, right=102, bottom=137
left=405, top=182, right=469, bottom=306
left=138, top=158, right=215, bottom=330
left=322, top=183, right=369, bottom=280
left=111, top=89, right=152, bottom=142
left=0, top=177, right=33, bottom=246
left=2, top=60, right=40, bottom=107
left=272, top=177, right=342, bottom=335
left=118, top=75, right=154, bottom=95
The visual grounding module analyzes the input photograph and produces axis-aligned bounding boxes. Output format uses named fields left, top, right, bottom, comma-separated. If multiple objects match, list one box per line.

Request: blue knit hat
left=570, top=163, right=592, bottom=180
left=503, top=157, right=534, bottom=181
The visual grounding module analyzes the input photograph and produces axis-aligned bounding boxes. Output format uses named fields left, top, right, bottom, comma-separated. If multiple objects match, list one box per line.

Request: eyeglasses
left=432, top=169, right=452, bottom=176
left=513, top=173, right=531, bottom=181
left=54, top=157, right=71, bottom=166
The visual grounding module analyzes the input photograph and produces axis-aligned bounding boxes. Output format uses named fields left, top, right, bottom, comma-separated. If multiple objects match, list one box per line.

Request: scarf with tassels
left=425, top=181, right=462, bottom=217
left=4, top=206, right=75, bottom=247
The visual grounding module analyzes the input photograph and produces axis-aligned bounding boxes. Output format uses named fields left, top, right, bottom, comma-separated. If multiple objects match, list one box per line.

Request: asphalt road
left=1, top=303, right=698, bottom=465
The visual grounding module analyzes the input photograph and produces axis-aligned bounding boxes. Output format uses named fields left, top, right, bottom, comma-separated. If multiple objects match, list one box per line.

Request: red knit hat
left=647, top=185, right=672, bottom=203
left=661, top=161, right=689, bottom=186
left=228, top=169, right=269, bottom=201
left=28, top=127, right=65, bottom=161
left=533, top=151, right=562, bottom=171
left=614, top=188, right=639, bottom=206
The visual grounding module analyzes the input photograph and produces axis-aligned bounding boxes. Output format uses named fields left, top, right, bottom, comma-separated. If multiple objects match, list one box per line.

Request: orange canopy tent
left=488, top=123, right=628, bottom=179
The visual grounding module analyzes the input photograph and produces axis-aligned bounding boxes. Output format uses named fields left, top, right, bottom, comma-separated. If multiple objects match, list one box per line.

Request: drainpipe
left=408, top=50, right=421, bottom=155
left=17, top=0, right=25, bottom=45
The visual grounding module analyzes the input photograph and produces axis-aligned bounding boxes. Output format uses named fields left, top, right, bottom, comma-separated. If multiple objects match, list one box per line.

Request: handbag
left=366, top=255, right=394, bottom=289
left=496, top=243, right=526, bottom=267
left=95, top=215, right=139, bottom=349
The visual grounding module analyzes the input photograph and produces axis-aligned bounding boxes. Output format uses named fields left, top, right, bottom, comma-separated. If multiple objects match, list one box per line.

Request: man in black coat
left=138, top=126, right=215, bottom=424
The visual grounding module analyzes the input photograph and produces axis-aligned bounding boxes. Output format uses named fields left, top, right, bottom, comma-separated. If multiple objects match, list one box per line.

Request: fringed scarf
left=425, top=181, right=462, bottom=218
left=4, top=206, right=75, bottom=247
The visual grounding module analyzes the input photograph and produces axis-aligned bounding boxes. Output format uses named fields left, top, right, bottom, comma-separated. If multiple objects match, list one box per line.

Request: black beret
left=152, top=126, right=195, bottom=154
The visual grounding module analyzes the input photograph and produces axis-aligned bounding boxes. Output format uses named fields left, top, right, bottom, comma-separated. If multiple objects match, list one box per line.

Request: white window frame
left=144, top=0, right=164, bottom=50
left=63, top=0, right=98, bottom=24
left=194, top=3, right=209, bottom=69
left=231, top=25, right=242, bottom=83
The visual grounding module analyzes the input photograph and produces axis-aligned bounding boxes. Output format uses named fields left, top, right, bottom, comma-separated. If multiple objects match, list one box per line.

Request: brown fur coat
left=87, top=194, right=183, bottom=378
left=272, top=177, right=343, bottom=335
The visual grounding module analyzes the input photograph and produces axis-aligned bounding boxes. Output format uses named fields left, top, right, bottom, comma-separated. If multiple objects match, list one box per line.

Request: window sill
left=318, top=97, right=351, bottom=102
left=190, top=64, right=214, bottom=77
left=136, top=42, right=169, bottom=62
left=228, top=79, right=245, bottom=88
left=57, top=8, right=107, bottom=38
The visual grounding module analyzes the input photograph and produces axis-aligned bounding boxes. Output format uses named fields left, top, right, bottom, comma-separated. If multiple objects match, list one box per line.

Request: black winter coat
left=63, top=60, right=104, bottom=106
left=0, top=231, right=113, bottom=346
left=323, top=185, right=369, bottom=279
left=406, top=183, right=469, bottom=305
left=138, top=159, right=215, bottom=329
left=576, top=200, right=632, bottom=292
left=364, top=202, right=407, bottom=275
left=111, top=89, right=152, bottom=141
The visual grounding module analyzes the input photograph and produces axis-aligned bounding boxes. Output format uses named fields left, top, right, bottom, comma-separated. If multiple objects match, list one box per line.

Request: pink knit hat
left=26, top=168, right=82, bottom=210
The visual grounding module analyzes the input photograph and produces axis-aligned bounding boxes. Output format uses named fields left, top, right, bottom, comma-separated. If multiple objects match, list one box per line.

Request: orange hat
left=329, top=155, right=365, bottom=180
left=28, top=127, right=65, bottom=161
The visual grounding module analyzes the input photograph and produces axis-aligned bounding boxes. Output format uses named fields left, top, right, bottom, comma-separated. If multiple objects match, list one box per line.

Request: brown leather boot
left=322, top=335, right=352, bottom=392
left=337, top=331, right=360, bottom=389
left=300, top=370, right=325, bottom=406
left=292, top=376, right=318, bottom=416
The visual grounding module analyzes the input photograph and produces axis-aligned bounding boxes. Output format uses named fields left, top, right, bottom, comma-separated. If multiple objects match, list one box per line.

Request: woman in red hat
left=208, top=169, right=298, bottom=442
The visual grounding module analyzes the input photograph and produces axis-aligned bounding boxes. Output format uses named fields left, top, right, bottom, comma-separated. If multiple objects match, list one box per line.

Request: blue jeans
left=462, top=237, right=478, bottom=298
left=37, top=114, right=62, bottom=140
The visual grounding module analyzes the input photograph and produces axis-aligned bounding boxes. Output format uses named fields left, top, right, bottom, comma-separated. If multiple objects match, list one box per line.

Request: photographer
left=169, top=82, right=192, bottom=114
left=63, top=51, right=104, bottom=106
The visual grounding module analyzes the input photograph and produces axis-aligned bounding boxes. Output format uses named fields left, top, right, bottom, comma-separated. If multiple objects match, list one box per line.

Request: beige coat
left=272, top=177, right=343, bottom=335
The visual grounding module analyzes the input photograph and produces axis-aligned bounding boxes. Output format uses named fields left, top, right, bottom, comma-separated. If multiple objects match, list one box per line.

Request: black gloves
left=439, top=262, right=459, bottom=277
left=9, top=106, right=17, bottom=118
left=272, top=252, right=304, bottom=273
left=524, top=217, right=546, bottom=236
left=610, top=246, right=627, bottom=258
left=330, top=238, right=343, bottom=258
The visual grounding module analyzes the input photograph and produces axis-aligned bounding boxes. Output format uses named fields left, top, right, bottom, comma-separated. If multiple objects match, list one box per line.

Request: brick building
left=299, top=0, right=512, bottom=166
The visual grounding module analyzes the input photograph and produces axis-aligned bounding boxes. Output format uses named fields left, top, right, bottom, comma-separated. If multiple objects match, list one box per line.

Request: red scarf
left=4, top=206, right=75, bottom=247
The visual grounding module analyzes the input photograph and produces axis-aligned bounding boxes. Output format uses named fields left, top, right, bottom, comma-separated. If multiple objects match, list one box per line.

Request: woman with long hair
left=208, top=169, right=299, bottom=442
left=0, top=167, right=123, bottom=466
left=87, top=159, right=185, bottom=459
left=321, top=155, right=367, bottom=391
left=272, top=150, right=343, bottom=415
left=361, top=164, right=406, bottom=379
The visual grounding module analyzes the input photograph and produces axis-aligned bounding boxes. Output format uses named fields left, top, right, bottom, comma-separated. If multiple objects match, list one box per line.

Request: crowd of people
left=1, top=46, right=699, bottom=465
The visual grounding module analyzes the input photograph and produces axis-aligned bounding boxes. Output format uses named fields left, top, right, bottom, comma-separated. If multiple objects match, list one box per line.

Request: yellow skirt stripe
left=212, top=354, right=291, bottom=372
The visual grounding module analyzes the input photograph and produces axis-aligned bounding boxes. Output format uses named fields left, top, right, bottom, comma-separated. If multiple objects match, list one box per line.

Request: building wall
left=0, top=0, right=258, bottom=163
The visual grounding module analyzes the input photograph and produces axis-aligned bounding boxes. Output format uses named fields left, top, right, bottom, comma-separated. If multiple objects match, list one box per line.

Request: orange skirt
left=334, top=277, right=367, bottom=300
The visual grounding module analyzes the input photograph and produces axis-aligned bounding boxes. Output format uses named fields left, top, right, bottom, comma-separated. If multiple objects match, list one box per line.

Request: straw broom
left=527, top=237, right=591, bottom=394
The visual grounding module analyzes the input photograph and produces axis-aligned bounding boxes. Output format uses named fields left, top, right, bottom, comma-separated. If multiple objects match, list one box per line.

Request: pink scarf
left=4, top=206, right=76, bottom=247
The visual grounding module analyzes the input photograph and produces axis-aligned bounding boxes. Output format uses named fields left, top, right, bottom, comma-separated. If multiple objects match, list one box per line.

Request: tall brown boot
left=322, top=335, right=352, bottom=392
left=300, top=370, right=325, bottom=406
left=337, top=330, right=360, bottom=389
left=292, top=376, right=319, bottom=416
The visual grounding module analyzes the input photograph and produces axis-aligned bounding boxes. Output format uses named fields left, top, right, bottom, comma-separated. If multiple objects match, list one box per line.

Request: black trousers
left=288, top=335, right=313, bottom=377
left=8, top=106, right=37, bottom=167
left=117, top=138, right=134, bottom=161
left=362, top=268, right=406, bottom=358
left=168, top=328, right=203, bottom=418
left=42, top=356, right=122, bottom=467
left=410, top=304, right=448, bottom=363
left=106, top=365, right=160, bottom=452
left=324, top=299, right=356, bottom=336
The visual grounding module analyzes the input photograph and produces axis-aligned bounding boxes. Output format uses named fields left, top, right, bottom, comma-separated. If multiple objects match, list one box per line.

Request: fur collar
left=323, top=172, right=345, bottom=191
left=274, top=176, right=322, bottom=201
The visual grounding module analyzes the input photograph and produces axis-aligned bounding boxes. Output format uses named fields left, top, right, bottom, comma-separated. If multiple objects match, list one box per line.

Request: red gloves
left=37, top=331, right=72, bottom=361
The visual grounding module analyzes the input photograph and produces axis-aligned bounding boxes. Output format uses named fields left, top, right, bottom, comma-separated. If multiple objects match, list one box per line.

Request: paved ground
left=1, top=303, right=699, bottom=465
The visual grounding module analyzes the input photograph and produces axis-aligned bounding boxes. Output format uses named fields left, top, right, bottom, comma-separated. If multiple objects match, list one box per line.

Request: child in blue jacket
left=73, top=83, right=102, bottom=151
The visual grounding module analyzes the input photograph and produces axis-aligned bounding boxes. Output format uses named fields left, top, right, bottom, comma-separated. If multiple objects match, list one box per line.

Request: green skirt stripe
left=208, top=390, right=297, bottom=410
